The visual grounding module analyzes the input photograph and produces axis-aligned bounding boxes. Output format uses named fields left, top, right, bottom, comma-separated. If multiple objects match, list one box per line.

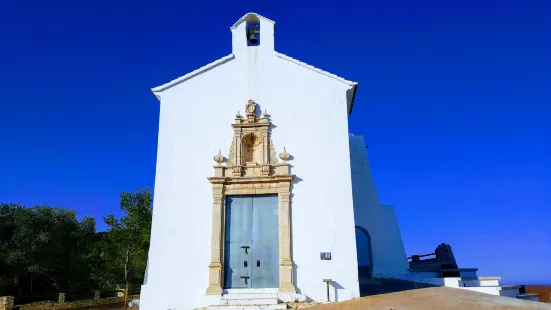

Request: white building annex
left=140, top=13, right=517, bottom=310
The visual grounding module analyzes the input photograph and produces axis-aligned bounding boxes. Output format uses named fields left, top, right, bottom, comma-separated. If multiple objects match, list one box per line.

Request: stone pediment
left=210, top=100, right=292, bottom=181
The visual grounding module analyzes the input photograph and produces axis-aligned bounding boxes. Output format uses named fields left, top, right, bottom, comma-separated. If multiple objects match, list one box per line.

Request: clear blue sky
left=1, top=0, right=549, bottom=285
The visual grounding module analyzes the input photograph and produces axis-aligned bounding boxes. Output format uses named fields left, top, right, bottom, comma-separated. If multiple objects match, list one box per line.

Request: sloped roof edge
left=150, top=51, right=359, bottom=111
left=231, top=12, right=276, bottom=29
left=275, top=52, right=358, bottom=113
left=275, top=52, right=358, bottom=87
left=151, top=54, right=235, bottom=99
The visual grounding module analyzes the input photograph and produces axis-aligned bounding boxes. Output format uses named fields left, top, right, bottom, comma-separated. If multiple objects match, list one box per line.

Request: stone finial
left=279, top=147, right=291, bottom=162
left=259, top=109, right=271, bottom=123
left=213, top=150, right=225, bottom=165
left=235, top=110, right=244, bottom=124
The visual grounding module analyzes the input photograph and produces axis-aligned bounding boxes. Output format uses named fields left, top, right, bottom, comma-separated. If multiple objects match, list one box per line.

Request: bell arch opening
left=245, top=15, right=260, bottom=46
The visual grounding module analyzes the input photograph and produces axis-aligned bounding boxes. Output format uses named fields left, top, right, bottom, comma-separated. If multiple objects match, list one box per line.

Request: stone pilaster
left=206, top=184, right=225, bottom=295
left=261, top=132, right=268, bottom=164
left=278, top=182, right=296, bottom=293
left=234, top=132, right=242, bottom=166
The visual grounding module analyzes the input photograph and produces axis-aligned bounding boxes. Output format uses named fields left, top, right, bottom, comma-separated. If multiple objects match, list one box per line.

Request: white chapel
left=140, top=12, right=514, bottom=310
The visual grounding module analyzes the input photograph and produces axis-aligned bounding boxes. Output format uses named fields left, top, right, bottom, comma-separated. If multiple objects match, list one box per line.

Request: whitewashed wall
left=349, top=135, right=409, bottom=277
left=141, top=16, right=359, bottom=310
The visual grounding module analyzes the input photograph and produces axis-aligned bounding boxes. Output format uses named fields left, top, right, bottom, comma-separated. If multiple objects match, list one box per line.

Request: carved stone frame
left=205, top=101, right=296, bottom=295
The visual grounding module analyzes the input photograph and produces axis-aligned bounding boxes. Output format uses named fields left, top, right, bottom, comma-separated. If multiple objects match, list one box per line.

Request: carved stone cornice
left=208, top=174, right=295, bottom=185
left=231, top=122, right=271, bottom=129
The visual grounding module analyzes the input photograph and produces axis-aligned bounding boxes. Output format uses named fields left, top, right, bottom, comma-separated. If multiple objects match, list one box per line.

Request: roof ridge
left=231, top=13, right=276, bottom=29
left=275, top=52, right=357, bottom=86
left=151, top=54, right=235, bottom=96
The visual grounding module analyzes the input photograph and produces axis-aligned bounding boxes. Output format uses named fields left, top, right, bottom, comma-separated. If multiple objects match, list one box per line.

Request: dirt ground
left=73, top=304, right=137, bottom=310
left=89, top=288, right=551, bottom=309
left=299, top=287, right=551, bottom=310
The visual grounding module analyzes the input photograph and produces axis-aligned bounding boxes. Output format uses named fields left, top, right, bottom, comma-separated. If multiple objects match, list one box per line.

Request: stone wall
left=1, top=295, right=139, bottom=310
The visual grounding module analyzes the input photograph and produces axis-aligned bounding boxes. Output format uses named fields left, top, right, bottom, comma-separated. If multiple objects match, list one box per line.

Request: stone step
left=222, top=293, right=278, bottom=300
left=221, top=298, right=279, bottom=306
left=218, top=293, right=281, bottom=307
left=224, top=288, right=279, bottom=294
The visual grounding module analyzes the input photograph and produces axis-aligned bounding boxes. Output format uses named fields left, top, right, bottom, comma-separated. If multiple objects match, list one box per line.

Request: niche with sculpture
left=242, top=133, right=262, bottom=165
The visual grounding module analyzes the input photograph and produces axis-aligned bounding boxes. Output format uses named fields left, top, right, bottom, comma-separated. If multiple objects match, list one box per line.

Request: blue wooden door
left=224, top=196, right=253, bottom=288
left=224, top=195, right=279, bottom=289
left=251, top=195, right=279, bottom=288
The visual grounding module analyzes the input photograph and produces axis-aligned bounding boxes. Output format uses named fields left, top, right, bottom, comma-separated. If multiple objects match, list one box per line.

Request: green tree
left=0, top=204, right=98, bottom=296
left=103, top=188, right=152, bottom=296
left=0, top=203, right=24, bottom=295
left=0, top=188, right=153, bottom=299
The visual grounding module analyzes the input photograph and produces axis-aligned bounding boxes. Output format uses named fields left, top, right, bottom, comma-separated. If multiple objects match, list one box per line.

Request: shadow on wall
left=354, top=226, right=440, bottom=297
left=331, top=281, right=344, bottom=302
left=292, top=262, right=300, bottom=293
left=355, top=226, right=373, bottom=277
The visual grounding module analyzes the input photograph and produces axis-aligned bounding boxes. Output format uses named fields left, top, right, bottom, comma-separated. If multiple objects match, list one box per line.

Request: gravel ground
left=299, top=287, right=551, bottom=310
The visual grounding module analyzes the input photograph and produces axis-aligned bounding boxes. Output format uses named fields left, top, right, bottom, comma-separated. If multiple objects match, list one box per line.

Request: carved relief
left=269, top=138, right=279, bottom=164
left=242, top=133, right=262, bottom=164
left=245, top=99, right=257, bottom=120
left=261, top=165, right=270, bottom=177
left=224, top=100, right=282, bottom=166
left=232, top=166, right=242, bottom=177
left=226, top=138, right=235, bottom=166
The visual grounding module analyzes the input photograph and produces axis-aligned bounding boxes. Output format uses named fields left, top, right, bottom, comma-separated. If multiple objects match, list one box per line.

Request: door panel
left=224, top=195, right=279, bottom=289
left=224, top=196, right=253, bottom=288
left=251, top=195, right=279, bottom=288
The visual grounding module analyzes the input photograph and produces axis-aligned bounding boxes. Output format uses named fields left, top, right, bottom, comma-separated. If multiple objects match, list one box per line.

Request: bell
left=248, top=33, right=259, bottom=45
left=247, top=23, right=260, bottom=45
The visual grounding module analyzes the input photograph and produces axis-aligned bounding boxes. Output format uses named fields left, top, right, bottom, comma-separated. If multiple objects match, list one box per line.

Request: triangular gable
left=150, top=52, right=358, bottom=113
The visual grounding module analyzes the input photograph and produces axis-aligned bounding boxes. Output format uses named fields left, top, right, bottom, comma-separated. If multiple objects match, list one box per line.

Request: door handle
left=257, top=260, right=260, bottom=267
left=240, top=246, right=250, bottom=254
left=244, top=261, right=248, bottom=268
left=240, top=276, right=249, bottom=284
